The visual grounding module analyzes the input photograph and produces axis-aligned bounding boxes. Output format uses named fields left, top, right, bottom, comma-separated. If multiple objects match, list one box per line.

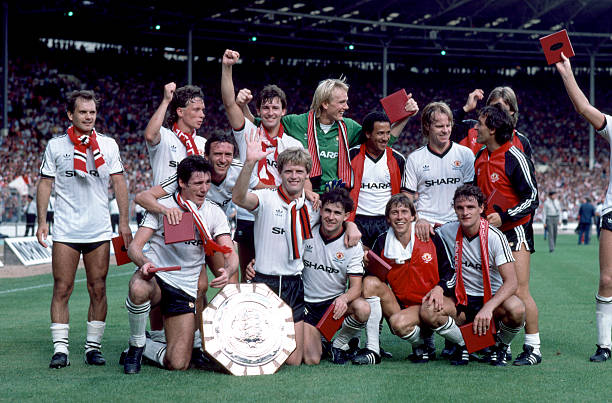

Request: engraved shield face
left=202, top=283, right=296, bottom=376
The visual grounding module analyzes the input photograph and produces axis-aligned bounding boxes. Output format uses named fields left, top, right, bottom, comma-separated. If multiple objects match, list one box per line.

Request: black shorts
left=503, top=221, right=534, bottom=253
left=304, top=298, right=335, bottom=327
left=46, top=212, right=54, bottom=222
left=234, top=219, right=254, bottom=247
left=354, top=215, right=388, bottom=249
left=155, top=276, right=196, bottom=316
left=600, top=211, right=612, bottom=232
left=457, top=295, right=486, bottom=324
left=252, top=272, right=304, bottom=322
left=56, top=240, right=108, bottom=255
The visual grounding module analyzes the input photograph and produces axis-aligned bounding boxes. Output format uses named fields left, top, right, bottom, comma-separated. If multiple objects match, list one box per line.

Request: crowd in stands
left=1, top=42, right=610, bottom=224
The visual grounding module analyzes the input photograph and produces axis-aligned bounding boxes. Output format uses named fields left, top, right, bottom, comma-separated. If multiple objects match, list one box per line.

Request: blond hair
left=310, top=77, right=349, bottom=118
left=487, top=86, right=519, bottom=127
left=277, top=147, right=313, bottom=174
left=421, top=101, right=453, bottom=138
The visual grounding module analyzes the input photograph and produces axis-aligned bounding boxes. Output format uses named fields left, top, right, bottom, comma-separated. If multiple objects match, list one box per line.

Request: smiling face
left=280, top=162, right=308, bottom=198
left=67, top=98, right=97, bottom=135
left=258, top=97, right=286, bottom=131
left=321, top=87, right=349, bottom=123
left=366, top=121, right=391, bottom=154
left=453, top=196, right=484, bottom=235
left=207, top=141, right=234, bottom=178
left=178, top=170, right=211, bottom=206
left=427, top=111, right=452, bottom=151
left=387, top=202, right=415, bottom=238
left=177, top=97, right=205, bottom=132
left=476, top=115, right=494, bottom=145
left=320, top=201, right=349, bottom=238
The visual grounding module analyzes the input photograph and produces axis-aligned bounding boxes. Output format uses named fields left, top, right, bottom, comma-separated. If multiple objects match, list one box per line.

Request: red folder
left=366, top=250, right=392, bottom=282
left=539, top=29, right=574, bottom=65
left=163, top=212, right=195, bottom=244
left=149, top=265, right=181, bottom=273
left=316, top=302, right=345, bottom=342
left=380, top=89, right=414, bottom=123
left=111, top=235, right=131, bottom=266
left=459, top=320, right=496, bottom=354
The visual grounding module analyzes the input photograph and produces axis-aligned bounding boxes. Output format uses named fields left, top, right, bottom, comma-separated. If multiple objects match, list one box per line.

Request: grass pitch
left=1, top=234, right=610, bottom=402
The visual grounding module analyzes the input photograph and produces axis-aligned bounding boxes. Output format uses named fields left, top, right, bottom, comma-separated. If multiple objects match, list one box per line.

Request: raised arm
left=221, top=49, right=247, bottom=130
left=232, top=129, right=272, bottom=211
left=556, top=53, right=606, bottom=129
left=144, top=82, right=176, bottom=146
left=390, top=93, right=419, bottom=139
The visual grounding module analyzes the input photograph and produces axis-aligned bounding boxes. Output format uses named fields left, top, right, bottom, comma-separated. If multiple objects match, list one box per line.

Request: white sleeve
left=208, top=204, right=231, bottom=237
left=107, top=139, right=124, bottom=175
left=462, top=149, right=475, bottom=183
left=40, top=142, right=56, bottom=177
left=141, top=210, right=161, bottom=230
left=250, top=188, right=266, bottom=216
left=403, top=155, right=418, bottom=192
left=147, top=127, right=168, bottom=153
left=347, top=242, right=365, bottom=275
left=491, top=231, right=515, bottom=267
left=232, top=118, right=255, bottom=162
left=596, top=114, right=612, bottom=143
left=160, top=173, right=178, bottom=195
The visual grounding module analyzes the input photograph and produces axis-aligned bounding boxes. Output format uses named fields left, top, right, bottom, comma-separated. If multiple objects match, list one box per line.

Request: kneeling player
left=430, top=185, right=525, bottom=366
left=302, top=188, right=370, bottom=365
left=123, top=156, right=238, bottom=374
left=353, top=193, right=455, bottom=365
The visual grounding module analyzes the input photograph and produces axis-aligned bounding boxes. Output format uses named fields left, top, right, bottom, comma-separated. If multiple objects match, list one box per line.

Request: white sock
left=126, top=297, right=150, bottom=348
left=365, top=297, right=382, bottom=354
left=434, top=317, right=465, bottom=346
left=144, top=339, right=167, bottom=367
left=149, top=329, right=166, bottom=343
left=401, top=326, right=422, bottom=346
left=85, top=321, right=105, bottom=353
left=498, top=321, right=523, bottom=346
left=596, top=294, right=612, bottom=349
left=193, top=329, right=202, bottom=349
left=332, top=315, right=366, bottom=349
left=524, top=332, right=541, bottom=355
left=51, top=323, right=69, bottom=355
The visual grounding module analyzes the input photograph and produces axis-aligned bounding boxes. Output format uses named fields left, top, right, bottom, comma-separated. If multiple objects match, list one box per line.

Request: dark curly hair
left=165, top=85, right=204, bottom=128
left=320, top=187, right=354, bottom=214
left=453, top=184, right=485, bottom=207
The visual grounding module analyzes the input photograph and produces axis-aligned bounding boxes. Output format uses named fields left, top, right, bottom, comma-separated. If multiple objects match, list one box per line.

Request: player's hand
left=210, top=267, right=229, bottom=288
left=404, top=93, right=419, bottom=117
left=305, top=189, right=320, bottom=211
left=344, top=221, right=362, bottom=248
left=139, top=262, right=157, bottom=280
left=422, top=286, right=444, bottom=312
left=332, top=295, right=348, bottom=320
left=118, top=222, right=133, bottom=248
left=236, top=88, right=253, bottom=107
left=163, top=82, right=176, bottom=102
left=245, top=259, right=256, bottom=281
left=473, top=306, right=493, bottom=336
left=463, top=89, right=484, bottom=113
left=36, top=223, right=49, bottom=247
left=415, top=218, right=434, bottom=242
left=362, top=245, right=371, bottom=266
left=555, top=52, right=572, bottom=77
left=162, top=207, right=184, bottom=225
left=486, top=212, right=502, bottom=228
left=222, top=49, right=240, bottom=66
left=246, top=127, right=273, bottom=163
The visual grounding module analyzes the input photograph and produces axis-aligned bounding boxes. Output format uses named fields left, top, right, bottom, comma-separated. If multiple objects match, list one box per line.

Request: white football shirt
left=436, top=221, right=514, bottom=296
left=39, top=132, right=123, bottom=243
left=141, top=194, right=230, bottom=298
left=403, top=142, right=475, bottom=224
left=596, top=114, right=612, bottom=215
left=303, top=225, right=364, bottom=303
left=147, top=126, right=206, bottom=186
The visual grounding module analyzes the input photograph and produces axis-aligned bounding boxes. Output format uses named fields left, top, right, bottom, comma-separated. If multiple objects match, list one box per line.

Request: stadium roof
left=10, top=0, right=612, bottom=64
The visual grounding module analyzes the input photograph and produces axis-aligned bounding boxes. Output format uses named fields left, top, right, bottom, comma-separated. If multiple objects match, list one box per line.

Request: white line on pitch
left=0, top=270, right=133, bottom=295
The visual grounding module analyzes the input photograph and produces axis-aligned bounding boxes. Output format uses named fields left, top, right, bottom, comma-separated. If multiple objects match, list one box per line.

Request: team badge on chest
left=421, top=253, right=433, bottom=263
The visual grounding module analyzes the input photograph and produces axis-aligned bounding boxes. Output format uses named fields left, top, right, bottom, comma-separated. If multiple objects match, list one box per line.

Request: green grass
left=0, top=234, right=610, bottom=402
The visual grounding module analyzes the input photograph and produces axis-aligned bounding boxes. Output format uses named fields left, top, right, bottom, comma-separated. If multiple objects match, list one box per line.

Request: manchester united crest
left=421, top=253, right=432, bottom=263
left=490, top=172, right=500, bottom=183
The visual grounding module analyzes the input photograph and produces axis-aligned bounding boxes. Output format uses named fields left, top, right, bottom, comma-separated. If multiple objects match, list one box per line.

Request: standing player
left=36, top=90, right=132, bottom=368
left=352, top=194, right=456, bottom=365
left=349, top=111, right=407, bottom=249
left=300, top=188, right=370, bottom=365
left=474, top=104, right=540, bottom=365
left=144, top=83, right=206, bottom=186
left=233, top=137, right=319, bottom=366
left=278, top=77, right=416, bottom=194
left=433, top=185, right=526, bottom=366
left=123, top=156, right=237, bottom=374
left=556, top=53, right=612, bottom=361
left=221, top=49, right=307, bottom=276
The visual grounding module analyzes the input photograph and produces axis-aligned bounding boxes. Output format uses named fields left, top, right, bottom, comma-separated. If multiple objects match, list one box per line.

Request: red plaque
left=539, top=29, right=574, bottom=65
left=380, top=89, right=414, bottom=123
left=316, top=302, right=344, bottom=342
left=111, top=235, right=131, bottom=266
left=366, top=250, right=392, bottom=282
left=459, top=320, right=496, bottom=354
left=163, top=212, right=195, bottom=244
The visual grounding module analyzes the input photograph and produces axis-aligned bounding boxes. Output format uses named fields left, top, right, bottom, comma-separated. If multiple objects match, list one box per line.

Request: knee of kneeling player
left=418, top=305, right=443, bottom=328
left=505, top=299, right=526, bottom=327
left=388, top=313, right=412, bottom=336
left=350, top=299, right=371, bottom=322
left=362, top=276, right=384, bottom=297
left=303, top=353, right=321, bottom=365
left=165, top=355, right=190, bottom=371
